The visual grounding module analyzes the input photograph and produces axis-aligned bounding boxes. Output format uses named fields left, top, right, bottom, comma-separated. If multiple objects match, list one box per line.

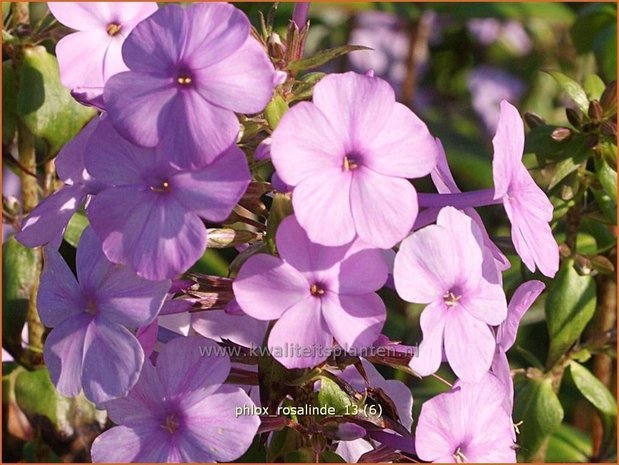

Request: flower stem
left=416, top=188, right=502, bottom=209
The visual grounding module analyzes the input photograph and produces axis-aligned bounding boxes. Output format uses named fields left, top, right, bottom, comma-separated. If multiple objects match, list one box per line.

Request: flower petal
left=322, top=292, right=385, bottom=351
left=181, top=385, right=260, bottom=462
left=497, top=280, right=545, bottom=350
left=37, top=246, right=84, bottom=327
left=268, top=297, right=332, bottom=369
left=459, top=277, right=507, bottom=326
left=48, top=3, right=109, bottom=30
left=409, top=302, right=447, bottom=377
left=350, top=168, right=417, bottom=249
left=156, top=336, right=230, bottom=400
left=233, top=254, right=309, bottom=321
left=293, top=169, right=356, bottom=247
left=170, top=144, right=250, bottom=221
left=338, top=248, right=389, bottom=294
left=492, top=100, right=525, bottom=198
left=91, top=424, right=173, bottom=463
left=16, top=186, right=84, bottom=248
left=44, top=313, right=93, bottom=397
left=443, top=309, right=495, bottom=382
left=82, top=318, right=144, bottom=404
left=271, top=102, right=345, bottom=186
left=194, top=37, right=274, bottom=114
left=88, top=186, right=206, bottom=280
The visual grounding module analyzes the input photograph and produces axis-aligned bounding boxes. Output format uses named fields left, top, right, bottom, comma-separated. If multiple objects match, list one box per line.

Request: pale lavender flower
left=91, top=336, right=260, bottom=462
left=84, top=118, right=250, bottom=280
left=492, top=100, right=559, bottom=277
left=233, top=215, right=388, bottom=369
left=394, top=207, right=507, bottom=381
left=415, top=374, right=516, bottom=463
left=16, top=118, right=104, bottom=248
left=49, top=2, right=158, bottom=105
left=271, top=72, right=438, bottom=249
left=38, top=227, right=169, bottom=404
left=2, top=166, right=20, bottom=242
left=104, top=3, right=275, bottom=168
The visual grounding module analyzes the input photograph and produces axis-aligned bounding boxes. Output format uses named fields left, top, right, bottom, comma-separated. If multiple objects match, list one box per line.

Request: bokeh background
left=3, top=2, right=617, bottom=462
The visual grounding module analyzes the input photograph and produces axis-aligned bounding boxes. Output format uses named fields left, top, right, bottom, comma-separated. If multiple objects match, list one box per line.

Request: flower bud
left=565, top=107, right=583, bottom=129
left=600, top=80, right=617, bottom=113
left=524, top=111, right=545, bottom=129
left=551, top=127, right=572, bottom=142
left=588, top=99, right=604, bottom=122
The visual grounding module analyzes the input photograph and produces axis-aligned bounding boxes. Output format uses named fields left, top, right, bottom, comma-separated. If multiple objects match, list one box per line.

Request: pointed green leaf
left=546, top=71, right=589, bottom=113
left=584, top=74, right=606, bottom=101
left=287, top=45, right=371, bottom=72
left=16, top=45, right=95, bottom=156
left=569, top=361, right=616, bottom=416
left=265, top=94, right=289, bottom=130
left=317, top=376, right=354, bottom=415
left=545, top=259, right=597, bottom=367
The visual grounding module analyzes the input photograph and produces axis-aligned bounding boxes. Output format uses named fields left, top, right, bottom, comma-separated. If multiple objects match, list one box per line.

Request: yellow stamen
left=343, top=156, right=358, bottom=171
left=106, top=23, right=122, bottom=36
left=163, top=414, right=179, bottom=434
left=310, top=283, right=325, bottom=296
left=177, top=75, right=193, bottom=86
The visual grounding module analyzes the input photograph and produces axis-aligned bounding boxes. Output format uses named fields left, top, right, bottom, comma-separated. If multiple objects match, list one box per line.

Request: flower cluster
left=16, top=2, right=561, bottom=463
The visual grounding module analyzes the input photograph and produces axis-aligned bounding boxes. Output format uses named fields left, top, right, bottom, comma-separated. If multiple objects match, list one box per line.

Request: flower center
left=453, top=447, right=468, bottom=463
left=310, top=283, right=325, bottom=297
left=106, top=22, right=122, bottom=36
left=85, top=299, right=97, bottom=316
left=163, top=413, right=180, bottom=434
left=150, top=180, right=170, bottom=193
left=176, top=73, right=193, bottom=87
left=443, top=290, right=462, bottom=307
left=342, top=154, right=360, bottom=171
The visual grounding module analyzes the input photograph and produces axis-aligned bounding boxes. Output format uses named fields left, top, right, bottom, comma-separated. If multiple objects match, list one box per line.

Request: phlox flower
left=104, top=2, right=275, bottom=168
left=84, top=118, right=250, bottom=281
left=233, top=215, right=388, bottom=369
left=271, top=71, right=438, bottom=249
left=492, top=280, right=545, bottom=417
left=17, top=118, right=104, bottom=248
left=91, top=336, right=260, bottom=462
left=38, top=227, right=169, bottom=404
left=49, top=2, right=158, bottom=106
left=493, top=100, right=559, bottom=277
left=415, top=374, right=516, bottom=463
left=394, top=207, right=507, bottom=381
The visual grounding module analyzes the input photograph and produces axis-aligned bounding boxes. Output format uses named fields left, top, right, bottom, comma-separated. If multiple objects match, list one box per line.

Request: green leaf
left=513, top=375, right=564, bottom=461
left=14, top=368, right=105, bottom=439
left=291, top=72, right=325, bottom=101
left=265, top=193, right=293, bottom=255
left=3, top=61, right=18, bottom=144
left=546, top=423, right=593, bottom=462
left=569, top=361, right=616, bottom=416
left=320, top=451, right=346, bottom=462
left=545, top=259, right=597, bottom=367
left=584, top=74, right=606, bottom=101
left=285, top=447, right=315, bottom=462
left=264, top=94, right=289, bottom=130
left=63, top=211, right=89, bottom=248
left=317, top=376, right=354, bottom=415
left=287, top=45, right=371, bottom=72
left=546, top=71, right=589, bottom=113
left=2, top=237, right=39, bottom=354
left=595, top=156, right=617, bottom=203
left=16, top=45, right=95, bottom=157
left=591, top=188, right=617, bottom=224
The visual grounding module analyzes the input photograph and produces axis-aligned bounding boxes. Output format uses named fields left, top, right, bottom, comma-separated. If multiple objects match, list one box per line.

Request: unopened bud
left=565, top=107, right=583, bottom=129
left=588, top=100, right=604, bottom=122
left=524, top=112, right=545, bottom=129
left=600, top=80, right=617, bottom=113
left=551, top=127, right=572, bottom=142
left=206, top=228, right=261, bottom=249
left=600, top=120, right=617, bottom=140
left=267, top=32, right=286, bottom=60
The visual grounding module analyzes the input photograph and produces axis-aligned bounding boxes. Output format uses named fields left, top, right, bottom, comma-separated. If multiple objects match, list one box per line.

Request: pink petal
left=415, top=390, right=461, bottom=461
left=268, top=297, right=332, bottom=369
left=492, top=100, right=525, bottom=198
left=443, top=309, right=495, bottom=381
left=170, top=145, right=250, bottom=222
left=409, top=302, right=447, bottom=377
left=44, top=313, right=92, bottom=397
left=293, top=169, right=356, bottom=246
left=81, top=318, right=144, bottom=404
left=156, top=336, right=229, bottom=399
left=459, top=277, right=507, bottom=326
left=321, top=292, right=386, bottom=351
left=48, top=3, right=109, bottom=30
left=181, top=385, right=260, bottom=462
left=338, top=247, right=389, bottom=294
left=497, top=280, right=545, bottom=350
left=271, top=102, right=345, bottom=186
left=362, top=103, right=438, bottom=178
left=233, top=254, right=309, bottom=320
left=192, top=310, right=268, bottom=349
left=91, top=424, right=173, bottom=463
left=37, top=246, right=85, bottom=327
left=194, top=37, right=275, bottom=113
